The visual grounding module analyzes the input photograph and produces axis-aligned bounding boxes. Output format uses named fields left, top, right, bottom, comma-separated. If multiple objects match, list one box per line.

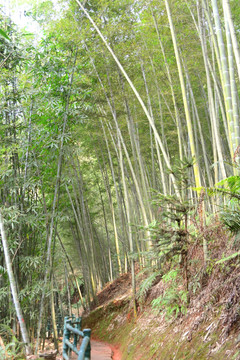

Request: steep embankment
left=83, top=249, right=240, bottom=359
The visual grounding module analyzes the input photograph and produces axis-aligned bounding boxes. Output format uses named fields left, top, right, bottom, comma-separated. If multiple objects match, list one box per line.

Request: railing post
left=77, top=317, right=82, bottom=332
left=83, top=329, right=91, bottom=360
left=63, top=316, right=70, bottom=359
left=73, top=319, right=78, bottom=348
left=74, top=317, right=82, bottom=348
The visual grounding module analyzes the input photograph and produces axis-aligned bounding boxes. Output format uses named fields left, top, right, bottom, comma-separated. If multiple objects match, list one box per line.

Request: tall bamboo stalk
left=164, top=0, right=201, bottom=190
left=223, top=0, right=240, bottom=83
left=224, top=10, right=240, bottom=158
left=151, top=9, right=183, bottom=162
left=0, top=210, right=32, bottom=356
left=210, top=0, right=235, bottom=163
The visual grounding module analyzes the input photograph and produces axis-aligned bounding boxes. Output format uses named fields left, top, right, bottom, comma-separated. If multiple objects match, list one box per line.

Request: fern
left=151, top=269, right=188, bottom=319
left=137, top=271, right=161, bottom=305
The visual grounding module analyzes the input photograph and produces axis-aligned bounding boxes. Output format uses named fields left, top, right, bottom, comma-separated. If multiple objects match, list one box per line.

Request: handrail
left=62, top=316, right=91, bottom=360
left=66, top=323, right=84, bottom=337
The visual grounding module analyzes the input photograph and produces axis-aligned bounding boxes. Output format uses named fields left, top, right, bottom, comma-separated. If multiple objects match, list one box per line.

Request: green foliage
left=137, top=270, right=162, bottom=306
left=217, top=176, right=240, bottom=193
left=0, top=29, right=10, bottom=41
left=20, top=255, right=44, bottom=274
left=0, top=324, right=25, bottom=359
left=0, top=286, right=9, bottom=303
left=198, top=174, right=240, bottom=268
left=148, top=159, right=195, bottom=267
left=151, top=269, right=188, bottom=319
left=209, top=175, right=240, bottom=233
left=203, top=176, right=240, bottom=201
left=221, top=207, right=240, bottom=233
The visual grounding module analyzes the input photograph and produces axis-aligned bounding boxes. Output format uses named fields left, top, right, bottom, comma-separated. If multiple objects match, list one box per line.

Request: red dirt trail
left=109, top=343, right=122, bottom=360
left=70, top=339, right=122, bottom=360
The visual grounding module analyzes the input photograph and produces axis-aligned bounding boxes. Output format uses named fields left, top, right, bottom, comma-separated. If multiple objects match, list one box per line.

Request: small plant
left=205, top=175, right=240, bottom=263
left=205, top=175, right=240, bottom=233
left=148, top=158, right=196, bottom=291
left=137, top=270, right=162, bottom=307
left=0, top=324, right=25, bottom=359
left=151, top=269, right=188, bottom=319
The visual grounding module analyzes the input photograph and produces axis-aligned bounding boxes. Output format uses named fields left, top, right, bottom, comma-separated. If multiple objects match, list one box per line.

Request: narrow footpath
left=71, top=340, right=115, bottom=360
left=91, top=340, right=113, bottom=360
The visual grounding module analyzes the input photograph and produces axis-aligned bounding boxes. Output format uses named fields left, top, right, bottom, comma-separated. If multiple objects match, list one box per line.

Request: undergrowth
left=0, top=324, right=25, bottom=360
left=151, top=269, right=188, bottom=319
left=137, top=270, right=162, bottom=308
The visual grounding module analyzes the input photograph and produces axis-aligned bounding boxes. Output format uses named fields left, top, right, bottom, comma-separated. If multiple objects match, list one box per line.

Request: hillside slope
left=83, top=236, right=240, bottom=359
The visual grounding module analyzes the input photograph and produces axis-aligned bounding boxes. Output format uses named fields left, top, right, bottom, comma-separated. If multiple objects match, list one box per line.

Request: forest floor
left=82, top=252, right=240, bottom=359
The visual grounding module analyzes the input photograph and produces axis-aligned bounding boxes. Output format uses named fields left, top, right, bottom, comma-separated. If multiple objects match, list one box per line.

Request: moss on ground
left=83, top=298, right=240, bottom=360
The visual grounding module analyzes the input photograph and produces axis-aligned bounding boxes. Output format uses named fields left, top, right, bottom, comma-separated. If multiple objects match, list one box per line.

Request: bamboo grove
left=0, top=0, right=240, bottom=354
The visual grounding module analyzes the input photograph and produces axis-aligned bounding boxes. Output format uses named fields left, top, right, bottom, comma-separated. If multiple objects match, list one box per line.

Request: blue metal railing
left=62, top=316, right=91, bottom=360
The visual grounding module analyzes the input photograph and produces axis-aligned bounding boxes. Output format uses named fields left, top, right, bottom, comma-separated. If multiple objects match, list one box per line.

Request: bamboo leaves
left=0, top=29, right=10, bottom=41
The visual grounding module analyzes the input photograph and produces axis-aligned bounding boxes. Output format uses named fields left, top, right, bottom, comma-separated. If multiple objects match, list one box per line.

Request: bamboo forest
left=0, top=0, right=240, bottom=359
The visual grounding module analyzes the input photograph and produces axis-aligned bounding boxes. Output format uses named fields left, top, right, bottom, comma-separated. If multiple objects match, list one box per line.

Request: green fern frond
left=137, top=271, right=161, bottom=304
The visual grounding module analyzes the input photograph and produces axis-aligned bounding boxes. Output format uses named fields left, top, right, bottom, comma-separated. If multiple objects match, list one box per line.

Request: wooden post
left=63, top=317, right=70, bottom=359
left=83, top=329, right=91, bottom=360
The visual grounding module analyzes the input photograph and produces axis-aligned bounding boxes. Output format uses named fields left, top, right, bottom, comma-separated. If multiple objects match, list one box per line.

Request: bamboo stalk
left=223, top=0, right=240, bottom=82
left=164, top=0, right=201, bottom=190
left=0, top=210, right=32, bottom=356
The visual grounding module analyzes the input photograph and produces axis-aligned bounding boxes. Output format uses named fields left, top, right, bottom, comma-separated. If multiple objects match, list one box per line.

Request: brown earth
left=82, top=223, right=240, bottom=359
left=91, top=272, right=132, bottom=309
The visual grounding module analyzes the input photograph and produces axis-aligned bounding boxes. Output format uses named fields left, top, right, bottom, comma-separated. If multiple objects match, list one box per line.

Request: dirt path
left=70, top=339, right=122, bottom=360
left=108, top=343, right=122, bottom=360
left=91, top=340, right=112, bottom=360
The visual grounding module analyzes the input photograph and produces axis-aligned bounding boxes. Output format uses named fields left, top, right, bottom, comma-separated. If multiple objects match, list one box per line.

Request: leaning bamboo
left=0, top=210, right=32, bottom=356
left=76, top=0, right=180, bottom=196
